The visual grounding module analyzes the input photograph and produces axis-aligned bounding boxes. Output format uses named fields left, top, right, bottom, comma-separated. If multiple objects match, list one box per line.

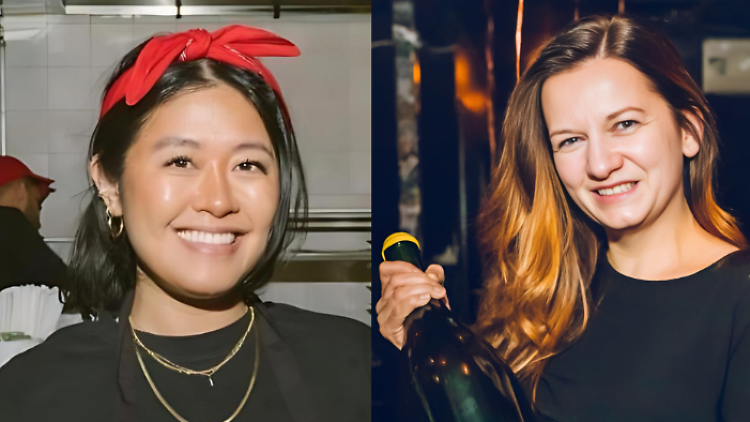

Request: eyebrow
left=548, top=106, right=646, bottom=138
left=152, top=137, right=274, bottom=156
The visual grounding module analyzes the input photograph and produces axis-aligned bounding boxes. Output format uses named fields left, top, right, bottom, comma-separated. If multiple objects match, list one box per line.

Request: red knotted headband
left=100, top=25, right=300, bottom=118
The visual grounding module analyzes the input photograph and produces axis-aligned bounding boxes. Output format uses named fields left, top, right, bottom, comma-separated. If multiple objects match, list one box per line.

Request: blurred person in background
left=0, top=25, right=370, bottom=422
left=0, top=155, right=69, bottom=291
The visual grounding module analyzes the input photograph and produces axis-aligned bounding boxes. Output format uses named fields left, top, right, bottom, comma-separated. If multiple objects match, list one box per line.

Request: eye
left=238, top=159, right=267, bottom=173
left=166, top=155, right=192, bottom=168
left=559, top=137, right=581, bottom=148
left=615, top=120, right=639, bottom=131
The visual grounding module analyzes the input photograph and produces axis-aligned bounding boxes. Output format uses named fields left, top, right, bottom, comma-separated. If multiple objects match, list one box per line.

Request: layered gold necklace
left=131, top=307, right=259, bottom=422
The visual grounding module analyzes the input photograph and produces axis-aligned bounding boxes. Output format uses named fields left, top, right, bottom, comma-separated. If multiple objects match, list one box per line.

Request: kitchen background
left=0, top=0, right=371, bottom=326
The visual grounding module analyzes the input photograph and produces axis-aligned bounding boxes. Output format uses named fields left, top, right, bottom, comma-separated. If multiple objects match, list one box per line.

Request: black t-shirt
left=534, top=250, right=750, bottom=422
left=0, top=205, right=69, bottom=291
left=0, top=301, right=371, bottom=422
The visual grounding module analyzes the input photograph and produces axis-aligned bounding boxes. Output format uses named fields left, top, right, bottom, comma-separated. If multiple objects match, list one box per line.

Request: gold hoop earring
left=106, top=208, right=124, bottom=238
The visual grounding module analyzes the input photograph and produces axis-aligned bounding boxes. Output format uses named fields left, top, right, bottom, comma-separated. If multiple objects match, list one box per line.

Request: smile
left=177, top=230, right=236, bottom=245
left=597, top=182, right=636, bottom=196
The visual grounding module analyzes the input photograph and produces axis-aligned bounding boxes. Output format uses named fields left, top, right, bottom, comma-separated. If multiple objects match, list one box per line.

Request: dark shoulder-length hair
left=64, top=39, right=307, bottom=318
left=474, top=15, right=745, bottom=399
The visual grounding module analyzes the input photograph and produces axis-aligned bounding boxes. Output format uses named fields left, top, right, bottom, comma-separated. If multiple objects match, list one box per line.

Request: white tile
left=217, top=16, right=270, bottom=26
left=1, top=16, right=47, bottom=30
left=349, top=282, right=373, bottom=326
left=47, top=24, right=91, bottom=67
left=282, top=70, right=350, bottom=152
left=306, top=283, right=357, bottom=318
left=348, top=104, right=370, bottom=152
left=48, top=67, right=92, bottom=110
left=91, top=16, right=133, bottom=25
left=349, top=151, right=370, bottom=195
left=348, top=21, right=371, bottom=67
left=48, top=111, right=97, bottom=154
left=134, top=22, right=177, bottom=43
left=302, top=151, right=351, bottom=195
left=47, top=153, right=90, bottom=196
left=267, top=48, right=352, bottom=152
left=47, top=15, right=89, bottom=25
left=46, top=242, right=72, bottom=264
left=91, top=23, right=136, bottom=67
left=90, top=66, right=115, bottom=108
left=7, top=153, right=49, bottom=180
left=134, top=16, right=179, bottom=24
left=258, top=282, right=308, bottom=309
left=176, top=22, right=224, bottom=33
left=173, top=16, right=220, bottom=24
left=5, top=111, right=49, bottom=154
left=301, top=232, right=371, bottom=251
left=5, top=30, right=48, bottom=67
left=308, top=195, right=370, bottom=209
left=39, top=191, right=88, bottom=239
left=6, top=67, right=48, bottom=110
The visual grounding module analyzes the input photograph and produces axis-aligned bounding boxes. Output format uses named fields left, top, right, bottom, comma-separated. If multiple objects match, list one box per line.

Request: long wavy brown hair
left=473, top=15, right=746, bottom=399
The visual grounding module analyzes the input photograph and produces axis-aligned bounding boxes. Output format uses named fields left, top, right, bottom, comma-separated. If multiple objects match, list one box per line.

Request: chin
left=164, top=273, right=242, bottom=301
left=596, top=214, right=646, bottom=232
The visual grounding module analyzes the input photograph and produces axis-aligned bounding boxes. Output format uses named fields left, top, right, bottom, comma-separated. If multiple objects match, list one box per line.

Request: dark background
left=372, top=1, right=750, bottom=420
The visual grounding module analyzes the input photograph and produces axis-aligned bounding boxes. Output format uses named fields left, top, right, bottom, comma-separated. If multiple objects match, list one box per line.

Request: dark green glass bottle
left=382, top=232, right=536, bottom=422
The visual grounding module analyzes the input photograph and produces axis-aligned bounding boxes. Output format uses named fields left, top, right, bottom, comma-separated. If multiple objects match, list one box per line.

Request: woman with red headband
left=0, top=25, right=370, bottom=422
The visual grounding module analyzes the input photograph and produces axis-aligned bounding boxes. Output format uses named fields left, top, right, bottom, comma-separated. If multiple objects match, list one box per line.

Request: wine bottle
left=383, top=232, right=536, bottom=422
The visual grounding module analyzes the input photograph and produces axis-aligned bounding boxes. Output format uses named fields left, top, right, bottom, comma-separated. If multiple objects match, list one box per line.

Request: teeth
left=177, top=230, right=236, bottom=245
left=597, top=182, right=635, bottom=196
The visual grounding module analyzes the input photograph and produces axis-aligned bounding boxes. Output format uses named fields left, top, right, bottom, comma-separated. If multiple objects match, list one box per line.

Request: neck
left=130, top=268, right=248, bottom=336
left=605, top=194, right=737, bottom=280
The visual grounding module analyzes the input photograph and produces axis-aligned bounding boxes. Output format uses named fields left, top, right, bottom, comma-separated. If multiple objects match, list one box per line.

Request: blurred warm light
left=516, top=0, right=524, bottom=81
left=413, top=60, right=421, bottom=84
left=619, top=0, right=625, bottom=15
left=455, top=49, right=487, bottom=113
left=462, top=363, right=470, bottom=375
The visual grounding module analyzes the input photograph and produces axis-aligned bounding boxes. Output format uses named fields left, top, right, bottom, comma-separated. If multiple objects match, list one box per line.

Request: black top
left=0, top=205, right=69, bottom=291
left=534, top=250, right=750, bottom=422
left=0, top=299, right=371, bottom=422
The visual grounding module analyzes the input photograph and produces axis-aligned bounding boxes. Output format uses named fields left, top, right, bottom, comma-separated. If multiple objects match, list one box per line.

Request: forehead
left=136, top=84, right=273, bottom=150
left=541, top=58, right=660, bottom=124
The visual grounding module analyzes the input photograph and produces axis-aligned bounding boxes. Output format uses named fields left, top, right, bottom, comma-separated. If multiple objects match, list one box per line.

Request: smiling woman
left=375, top=15, right=750, bottom=422
left=0, top=26, right=369, bottom=422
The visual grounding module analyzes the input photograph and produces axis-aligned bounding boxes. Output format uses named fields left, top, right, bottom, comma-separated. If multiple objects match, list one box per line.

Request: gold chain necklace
left=134, top=312, right=260, bottom=422
left=130, top=307, right=254, bottom=387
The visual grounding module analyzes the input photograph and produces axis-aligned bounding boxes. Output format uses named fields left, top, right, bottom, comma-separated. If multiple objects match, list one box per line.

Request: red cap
left=0, top=156, right=56, bottom=198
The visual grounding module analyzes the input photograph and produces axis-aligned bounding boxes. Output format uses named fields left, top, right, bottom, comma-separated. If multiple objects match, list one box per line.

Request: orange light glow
left=455, top=50, right=487, bottom=113
left=413, top=60, right=421, bottom=84
left=516, top=0, right=524, bottom=82
left=462, top=363, right=470, bottom=375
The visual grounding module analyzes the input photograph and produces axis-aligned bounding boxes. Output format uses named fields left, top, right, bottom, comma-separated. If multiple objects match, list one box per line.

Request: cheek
left=552, top=153, right=584, bottom=191
left=236, top=174, right=281, bottom=227
left=121, top=171, right=188, bottom=232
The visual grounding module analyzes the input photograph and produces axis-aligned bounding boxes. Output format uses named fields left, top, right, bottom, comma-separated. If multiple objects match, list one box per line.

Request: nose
left=585, top=135, right=623, bottom=181
left=192, top=162, right=239, bottom=218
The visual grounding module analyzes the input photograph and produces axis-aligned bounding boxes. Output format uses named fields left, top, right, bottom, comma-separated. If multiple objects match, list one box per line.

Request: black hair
left=64, top=39, right=308, bottom=318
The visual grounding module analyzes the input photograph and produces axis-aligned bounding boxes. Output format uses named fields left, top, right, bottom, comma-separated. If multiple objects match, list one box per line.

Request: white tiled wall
left=2, top=13, right=371, bottom=240
left=258, top=282, right=371, bottom=326
left=2, top=13, right=371, bottom=323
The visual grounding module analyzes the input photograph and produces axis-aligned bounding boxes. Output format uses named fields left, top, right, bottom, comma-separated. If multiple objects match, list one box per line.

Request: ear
left=89, top=155, right=123, bottom=216
left=681, top=108, right=704, bottom=159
